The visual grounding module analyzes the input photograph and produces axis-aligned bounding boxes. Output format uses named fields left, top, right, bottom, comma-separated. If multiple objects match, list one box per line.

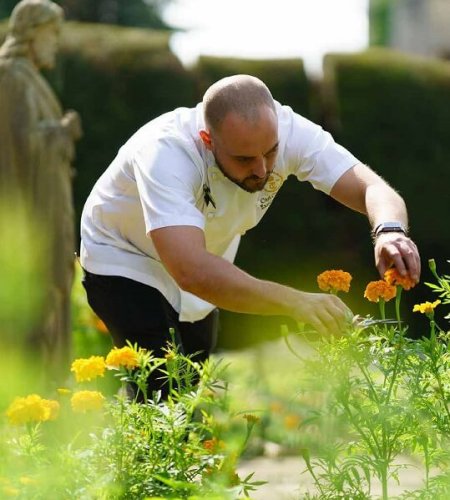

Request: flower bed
left=1, top=261, right=449, bottom=498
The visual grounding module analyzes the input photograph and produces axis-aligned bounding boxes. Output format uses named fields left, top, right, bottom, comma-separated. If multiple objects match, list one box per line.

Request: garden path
left=238, top=455, right=424, bottom=499
left=224, top=338, right=427, bottom=499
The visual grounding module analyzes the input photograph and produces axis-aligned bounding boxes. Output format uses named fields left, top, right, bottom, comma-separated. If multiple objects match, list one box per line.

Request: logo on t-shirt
left=259, top=172, right=284, bottom=209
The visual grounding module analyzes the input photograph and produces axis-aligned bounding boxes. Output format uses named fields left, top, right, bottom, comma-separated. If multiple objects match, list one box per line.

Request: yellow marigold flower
left=413, top=300, right=441, bottom=315
left=71, top=390, right=105, bottom=413
left=384, top=268, right=416, bottom=291
left=71, top=356, right=106, bottom=382
left=42, top=399, right=60, bottom=421
left=284, top=413, right=301, bottom=430
left=105, top=346, right=139, bottom=369
left=317, top=269, right=352, bottom=293
left=5, top=394, right=59, bottom=426
left=364, top=280, right=397, bottom=303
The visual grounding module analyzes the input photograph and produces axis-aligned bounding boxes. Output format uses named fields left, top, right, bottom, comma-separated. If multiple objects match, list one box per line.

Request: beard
left=213, top=155, right=272, bottom=193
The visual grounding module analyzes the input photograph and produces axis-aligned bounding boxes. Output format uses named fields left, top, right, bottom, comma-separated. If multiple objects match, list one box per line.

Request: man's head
left=200, top=75, right=279, bottom=193
left=8, top=0, right=63, bottom=68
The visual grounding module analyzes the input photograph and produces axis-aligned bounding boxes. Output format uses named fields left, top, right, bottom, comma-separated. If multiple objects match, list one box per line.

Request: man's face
left=202, top=106, right=279, bottom=193
left=29, top=21, right=60, bottom=69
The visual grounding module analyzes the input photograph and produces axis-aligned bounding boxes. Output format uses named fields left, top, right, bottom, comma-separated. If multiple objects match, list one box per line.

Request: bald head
left=202, top=74, right=275, bottom=134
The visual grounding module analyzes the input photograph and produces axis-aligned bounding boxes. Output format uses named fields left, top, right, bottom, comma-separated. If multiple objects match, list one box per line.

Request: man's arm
left=330, top=163, right=420, bottom=281
left=150, top=225, right=352, bottom=336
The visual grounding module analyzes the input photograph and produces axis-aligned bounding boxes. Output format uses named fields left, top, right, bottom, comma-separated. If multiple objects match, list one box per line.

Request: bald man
left=80, top=75, right=420, bottom=396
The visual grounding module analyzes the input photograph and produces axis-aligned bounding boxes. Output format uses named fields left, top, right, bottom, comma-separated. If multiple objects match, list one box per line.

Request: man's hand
left=374, top=232, right=421, bottom=282
left=292, top=291, right=353, bottom=337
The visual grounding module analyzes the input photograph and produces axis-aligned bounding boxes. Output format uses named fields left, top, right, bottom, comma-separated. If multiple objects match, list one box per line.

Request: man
left=0, top=0, right=82, bottom=371
left=80, top=74, right=420, bottom=393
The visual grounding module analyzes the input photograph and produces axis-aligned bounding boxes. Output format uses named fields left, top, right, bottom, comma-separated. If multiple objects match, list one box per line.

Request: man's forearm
left=365, top=183, right=409, bottom=230
left=151, top=225, right=353, bottom=335
left=180, top=251, right=298, bottom=316
left=179, top=251, right=352, bottom=336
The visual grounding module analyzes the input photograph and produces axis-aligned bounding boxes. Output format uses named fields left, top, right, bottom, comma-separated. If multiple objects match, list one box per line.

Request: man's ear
left=199, top=130, right=213, bottom=150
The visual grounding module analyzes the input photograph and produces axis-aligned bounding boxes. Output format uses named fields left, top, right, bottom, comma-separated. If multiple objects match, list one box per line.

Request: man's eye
left=237, top=157, right=252, bottom=163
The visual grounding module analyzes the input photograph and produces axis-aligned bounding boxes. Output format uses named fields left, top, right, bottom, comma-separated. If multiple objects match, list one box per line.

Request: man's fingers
left=312, top=297, right=352, bottom=337
left=375, top=235, right=421, bottom=282
left=295, top=292, right=352, bottom=337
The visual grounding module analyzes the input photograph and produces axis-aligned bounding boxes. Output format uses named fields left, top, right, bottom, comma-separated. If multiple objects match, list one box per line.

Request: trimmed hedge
left=31, top=22, right=195, bottom=232
left=55, top=23, right=197, bottom=229
left=322, top=49, right=450, bottom=329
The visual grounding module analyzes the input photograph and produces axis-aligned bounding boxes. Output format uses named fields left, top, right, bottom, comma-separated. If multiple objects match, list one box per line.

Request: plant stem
left=379, top=299, right=386, bottom=320
left=394, top=286, right=402, bottom=328
left=381, top=462, right=389, bottom=500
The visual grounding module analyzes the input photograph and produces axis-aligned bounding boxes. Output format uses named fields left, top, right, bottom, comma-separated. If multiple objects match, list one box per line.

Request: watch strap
left=372, top=221, right=408, bottom=239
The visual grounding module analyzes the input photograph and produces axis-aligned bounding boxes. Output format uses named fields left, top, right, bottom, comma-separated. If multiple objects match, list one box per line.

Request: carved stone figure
left=0, top=0, right=82, bottom=374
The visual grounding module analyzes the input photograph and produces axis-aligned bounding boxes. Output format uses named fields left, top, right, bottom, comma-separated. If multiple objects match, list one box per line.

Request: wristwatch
left=372, top=221, right=408, bottom=239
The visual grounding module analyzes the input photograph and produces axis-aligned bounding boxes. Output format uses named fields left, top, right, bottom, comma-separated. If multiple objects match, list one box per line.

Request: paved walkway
left=238, top=455, right=425, bottom=499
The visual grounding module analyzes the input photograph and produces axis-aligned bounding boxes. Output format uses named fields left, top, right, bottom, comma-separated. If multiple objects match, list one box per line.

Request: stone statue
left=0, top=0, right=82, bottom=375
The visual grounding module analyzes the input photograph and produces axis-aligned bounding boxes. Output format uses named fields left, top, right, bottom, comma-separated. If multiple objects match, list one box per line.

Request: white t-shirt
left=80, top=102, right=359, bottom=321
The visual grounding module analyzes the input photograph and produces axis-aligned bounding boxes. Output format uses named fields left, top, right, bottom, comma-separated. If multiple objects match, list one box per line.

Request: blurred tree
left=0, top=0, right=172, bottom=29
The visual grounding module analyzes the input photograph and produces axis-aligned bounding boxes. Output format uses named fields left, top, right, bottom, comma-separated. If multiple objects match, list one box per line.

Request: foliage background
left=1, top=12, right=449, bottom=347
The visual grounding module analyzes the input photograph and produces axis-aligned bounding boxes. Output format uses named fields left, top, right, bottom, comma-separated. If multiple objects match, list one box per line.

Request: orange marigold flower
left=364, top=280, right=397, bottom=303
left=413, top=300, right=441, bottom=315
left=70, top=390, right=105, bottom=413
left=203, top=438, right=225, bottom=452
left=105, top=346, right=139, bottom=369
left=384, top=268, right=416, bottom=290
left=6, top=395, right=60, bottom=426
left=71, top=356, right=106, bottom=382
left=317, top=269, right=352, bottom=293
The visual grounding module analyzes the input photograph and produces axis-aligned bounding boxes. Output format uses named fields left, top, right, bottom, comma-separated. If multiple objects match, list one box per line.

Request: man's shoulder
left=126, top=105, right=205, bottom=164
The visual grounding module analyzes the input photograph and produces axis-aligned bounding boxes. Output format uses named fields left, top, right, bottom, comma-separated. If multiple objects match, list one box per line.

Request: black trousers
left=82, top=270, right=219, bottom=398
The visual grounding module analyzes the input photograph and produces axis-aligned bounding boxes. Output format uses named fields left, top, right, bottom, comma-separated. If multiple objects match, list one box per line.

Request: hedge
left=48, top=23, right=196, bottom=229
left=322, top=48, right=450, bottom=330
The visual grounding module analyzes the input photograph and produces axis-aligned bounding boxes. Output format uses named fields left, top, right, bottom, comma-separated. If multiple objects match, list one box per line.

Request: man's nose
left=252, top=157, right=267, bottom=178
